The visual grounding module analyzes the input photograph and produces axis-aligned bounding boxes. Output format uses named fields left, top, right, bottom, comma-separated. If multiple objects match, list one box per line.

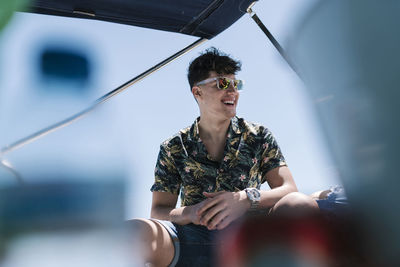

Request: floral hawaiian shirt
left=150, top=116, right=287, bottom=207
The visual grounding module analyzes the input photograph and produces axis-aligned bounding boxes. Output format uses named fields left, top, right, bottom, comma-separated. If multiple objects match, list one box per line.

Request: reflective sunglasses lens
left=235, top=80, right=243, bottom=90
left=217, top=77, right=230, bottom=90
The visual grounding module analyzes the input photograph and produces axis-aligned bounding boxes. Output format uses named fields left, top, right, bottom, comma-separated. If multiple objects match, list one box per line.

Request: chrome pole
left=0, top=159, right=24, bottom=185
left=247, top=3, right=301, bottom=79
left=0, top=37, right=208, bottom=156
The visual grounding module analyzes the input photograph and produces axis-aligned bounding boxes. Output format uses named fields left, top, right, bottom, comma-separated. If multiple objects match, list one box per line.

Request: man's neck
left=197, top=115, right=232, bottom=162
left=198, top=115, right=231, bottom=143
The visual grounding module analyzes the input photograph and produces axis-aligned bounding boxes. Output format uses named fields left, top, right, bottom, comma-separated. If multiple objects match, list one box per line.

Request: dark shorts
left=153, top=220, right=221, bottom=267
left=316, top=185, right=349, bottom=215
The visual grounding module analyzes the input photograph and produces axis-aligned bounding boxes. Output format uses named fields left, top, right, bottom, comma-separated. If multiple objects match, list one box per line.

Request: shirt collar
left=189, top=116, right=241, bottom=142
left=230, top=116, right=241, bottom=135
left=189, top=117, right=201, bottom=142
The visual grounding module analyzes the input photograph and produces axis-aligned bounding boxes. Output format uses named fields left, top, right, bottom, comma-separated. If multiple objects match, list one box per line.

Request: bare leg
left=309, top=189, right=331, bottom=200
left=127, top=218, right=175, bottom=267
left=271, top=192, right=319, bottom=217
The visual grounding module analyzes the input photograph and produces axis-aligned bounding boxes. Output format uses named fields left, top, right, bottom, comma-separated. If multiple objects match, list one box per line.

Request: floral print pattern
left=150, top=117, right=287, bottom=207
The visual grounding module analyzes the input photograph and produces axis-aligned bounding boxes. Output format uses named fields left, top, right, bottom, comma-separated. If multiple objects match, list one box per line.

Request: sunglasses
left=196, top=77, right=243, bottom=91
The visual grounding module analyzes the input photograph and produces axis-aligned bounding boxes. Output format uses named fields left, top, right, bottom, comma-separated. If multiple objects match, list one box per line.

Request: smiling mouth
left=223, top=100, right=235, bottom=106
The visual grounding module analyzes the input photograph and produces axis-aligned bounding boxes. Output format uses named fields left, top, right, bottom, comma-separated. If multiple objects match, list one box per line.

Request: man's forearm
left=258, top=184, right=297, bottom=209
left=151, top=205, right=193, bottom=225
left=257, top=166, right=298, bottom=209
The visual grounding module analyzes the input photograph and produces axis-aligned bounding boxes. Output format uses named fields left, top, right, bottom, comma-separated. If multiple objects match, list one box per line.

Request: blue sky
left=0, top=0, right=340, bottom=219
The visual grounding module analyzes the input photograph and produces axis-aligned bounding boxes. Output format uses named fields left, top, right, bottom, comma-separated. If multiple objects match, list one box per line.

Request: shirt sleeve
left=259, top=128, right=287, bottom=183
left=150, top=144, right=181, bottom=194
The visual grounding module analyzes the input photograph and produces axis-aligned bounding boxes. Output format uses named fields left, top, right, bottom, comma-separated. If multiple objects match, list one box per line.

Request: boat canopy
left=24, top=0, right=258, bottom=39
left=4, top=0, right=274, bottom=157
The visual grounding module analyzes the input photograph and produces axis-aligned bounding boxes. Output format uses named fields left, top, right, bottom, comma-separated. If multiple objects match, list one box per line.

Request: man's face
left=193, top=71, right=240, bottom=120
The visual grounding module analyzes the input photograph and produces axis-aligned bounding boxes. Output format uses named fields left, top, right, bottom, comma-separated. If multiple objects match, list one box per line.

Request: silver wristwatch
left=244, top=188, right=261, bottom=210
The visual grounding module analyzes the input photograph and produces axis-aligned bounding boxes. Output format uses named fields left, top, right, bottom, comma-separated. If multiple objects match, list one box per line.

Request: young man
left=131, top=48, right=319, bottom=267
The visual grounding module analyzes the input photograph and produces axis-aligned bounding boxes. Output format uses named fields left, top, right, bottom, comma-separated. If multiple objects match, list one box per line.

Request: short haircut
left=187, top=47, right=241, bottom=90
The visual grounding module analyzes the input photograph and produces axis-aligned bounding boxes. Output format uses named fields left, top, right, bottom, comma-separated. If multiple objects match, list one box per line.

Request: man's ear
left=192, top=86, right=201, bottom=98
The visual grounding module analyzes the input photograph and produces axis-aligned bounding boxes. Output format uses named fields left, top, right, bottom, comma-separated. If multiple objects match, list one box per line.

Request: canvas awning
left=25, top=0, right=258, bottom=39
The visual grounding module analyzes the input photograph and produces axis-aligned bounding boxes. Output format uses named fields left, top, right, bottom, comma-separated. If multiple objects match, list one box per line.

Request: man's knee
left=272, top=192, right=319, bottom=216
left=126, top=218, right=169, bottom=251
left=127, top=218, right=158, bottom=241
left=126, top=218, right=175, bottom=266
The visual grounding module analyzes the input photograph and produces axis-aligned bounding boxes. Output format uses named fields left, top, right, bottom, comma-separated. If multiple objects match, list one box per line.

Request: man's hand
left=187, top=201, right=209, bottom=225
left=197, top=191, right=250, bottom=230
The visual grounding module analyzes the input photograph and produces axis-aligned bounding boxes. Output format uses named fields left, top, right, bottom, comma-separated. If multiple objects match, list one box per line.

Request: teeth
left=223, top=100, right=234, bottom=104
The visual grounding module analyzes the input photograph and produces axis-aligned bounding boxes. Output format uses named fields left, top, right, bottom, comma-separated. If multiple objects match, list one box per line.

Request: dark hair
left=187, top=47, right=241, bottom=90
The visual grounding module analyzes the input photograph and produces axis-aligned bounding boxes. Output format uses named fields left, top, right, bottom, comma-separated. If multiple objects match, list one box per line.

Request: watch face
left=247, top=188, right=260, bottom=201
